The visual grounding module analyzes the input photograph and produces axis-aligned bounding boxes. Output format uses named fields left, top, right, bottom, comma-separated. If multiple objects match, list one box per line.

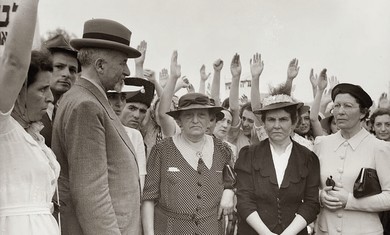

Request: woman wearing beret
left=0, top=1, right=61, bottom=234
left=141, top=92, right=235, bottom=235
left=314, top=82, right=390, bottom=235
left=235, top=89, right=320, bottom=235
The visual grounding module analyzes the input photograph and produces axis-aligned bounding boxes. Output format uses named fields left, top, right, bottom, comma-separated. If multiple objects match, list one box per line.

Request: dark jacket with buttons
left=235, top=139, right=320, bottom=235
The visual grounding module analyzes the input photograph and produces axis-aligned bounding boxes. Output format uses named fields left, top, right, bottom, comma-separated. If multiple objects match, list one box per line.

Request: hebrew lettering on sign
left=0, top=3, right=19, bottom=45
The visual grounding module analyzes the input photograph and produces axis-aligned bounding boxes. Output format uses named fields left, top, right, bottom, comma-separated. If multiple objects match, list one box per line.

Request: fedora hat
left=124, top=77, right=155, bottom=108
left=44, top=34, right=78, bottom=57
left=166, top=93, right=224, bottom=119
left=254, top=94, right=303, bottom=114
left=70, top=19, right=141, bottom=58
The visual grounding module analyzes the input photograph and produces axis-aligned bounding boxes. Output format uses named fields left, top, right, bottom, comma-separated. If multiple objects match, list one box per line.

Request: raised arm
left=210, top=59, right=223, bottom=106
left=0, top=0, right=39, bottom=113
left=227, top=53, right=242, bottom=143
left=157, top=51, right=181, bottom=137
left=309, top=69, right=318, bottom=98
left=319, top=75, right=338, bottom=116
left=310, top=69, right=328, bottom=137
left=199, top=64, right=210, bottom=94
left=144, top=69, right=163, bottom=97
left=285, top=58, right=300, bottom=95
left=250, top=53, right=264, bottom=115
left=134, top=40, right=147, bottom=78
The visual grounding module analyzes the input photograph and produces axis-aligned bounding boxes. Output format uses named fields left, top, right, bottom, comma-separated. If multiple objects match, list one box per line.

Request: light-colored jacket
left=52, top=78, right=141, bottom=235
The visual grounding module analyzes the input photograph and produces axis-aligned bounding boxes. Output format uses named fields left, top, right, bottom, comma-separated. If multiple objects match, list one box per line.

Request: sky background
left=37, top=0, right=390, bottom=103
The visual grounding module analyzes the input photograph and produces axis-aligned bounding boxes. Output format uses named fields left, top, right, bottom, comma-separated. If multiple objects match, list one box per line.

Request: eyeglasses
left=333, top=103, right=359, bottom=112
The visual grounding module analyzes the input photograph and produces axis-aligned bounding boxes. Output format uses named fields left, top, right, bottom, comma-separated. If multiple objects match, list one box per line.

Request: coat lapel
left=76, top=78, right=137, bottom=157
left=253, top=139, right=278, bottom=186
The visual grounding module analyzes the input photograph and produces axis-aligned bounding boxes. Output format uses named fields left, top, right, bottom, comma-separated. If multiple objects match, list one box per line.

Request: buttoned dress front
left=142, top=136, right=233, bottom=235
left=314, top=129, right=390, bottom=235
left=0, top=108, right=60, bottom=235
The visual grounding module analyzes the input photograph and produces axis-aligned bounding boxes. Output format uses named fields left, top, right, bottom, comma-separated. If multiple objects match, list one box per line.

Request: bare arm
left=198, top=64, right=210, bottom=94
left=144, top=69, right=163, bottom=98
left=134, top=40, right=147, bottom=78
left=309, top=69, right=318, bottom=99
left=210, top=59, right=223, bottom=106
left=0, top=0, right=39, bottom=113
left=141, top=200, right=155, bottom=235
left=310, top=69, right=327, bottom=137
left=157, top=51, right=181, bottom=137
left=250, top=53, right=264, bottom=128
left=229, top=53, right=241, bottom=127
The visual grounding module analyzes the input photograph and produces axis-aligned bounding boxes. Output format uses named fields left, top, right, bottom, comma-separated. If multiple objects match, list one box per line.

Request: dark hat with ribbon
left=331, top=83, right=373, bottom=109
left=166, top=93, right=224, bottom=119
left=124, top=77, right=155, bottom=108
left=70, top=19, right=141, bottom=58
left=43, top=34, right=78, bottom=57
left=253, top=94, right=303, bottom=114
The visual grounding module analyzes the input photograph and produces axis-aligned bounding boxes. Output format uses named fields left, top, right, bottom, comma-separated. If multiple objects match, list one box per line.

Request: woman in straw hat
left=314, top=82, right=390, bottom=235
left=0, top=1, right=61, bottom=234
left=235, top=88, right=320, bottom=235
left=141, top=92, right=235, bottom=235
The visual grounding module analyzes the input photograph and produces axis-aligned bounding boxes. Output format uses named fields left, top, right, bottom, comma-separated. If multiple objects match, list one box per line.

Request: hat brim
left=166, top=105, right=224, bottom=119
left=107, top=85, right=143, bottom=99
left=70, top=38, right=141, bottom=58
left=253, top=102, right=303, bottom=114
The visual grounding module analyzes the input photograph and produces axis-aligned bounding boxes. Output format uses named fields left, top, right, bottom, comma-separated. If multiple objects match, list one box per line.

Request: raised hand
left=309, top=69, right=318, bottom=88
left=177, top=76, right=190, bottom=89
left=250, top=53, right=264, bottom=79
left=317, top=69, right=328, bottom=91
left=170, top=50, right=181, bottom=79
left=135, top=40, right=147, bottom=65
left=378, top=92, right=389, bottom=108
left=213, top=59, right=224, bottom=72
left=187, top=83, right=195, bottom=93
left=230, top=53, right=241, bottom=78
left=159, top=68, right=169, bottom=88
left=200, top=64, right=211, bottom=82
left=328, top=75, right=339, bottom=90
left=287, top=58, right=300, bottom=80
left=144, top=69, right=156, bottom=83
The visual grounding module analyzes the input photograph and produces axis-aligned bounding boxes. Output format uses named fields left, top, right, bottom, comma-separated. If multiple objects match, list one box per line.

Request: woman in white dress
left=0, top=1, right=60, bottom=234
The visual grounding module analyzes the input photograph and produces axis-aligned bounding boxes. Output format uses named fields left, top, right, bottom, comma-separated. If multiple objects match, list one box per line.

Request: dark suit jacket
left=235, top=139, right=320, bottom=235
left=52, top=78, right=141, bottom=235
left=40, top=112, right=52, bottom=147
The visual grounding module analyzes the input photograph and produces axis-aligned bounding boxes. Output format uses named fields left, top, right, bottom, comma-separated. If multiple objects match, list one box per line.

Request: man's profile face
left=120, top=102, right=148, bottom=130
left=50, top=52, right=78, bottom=95
left=101, top=50, right=130, bottom=91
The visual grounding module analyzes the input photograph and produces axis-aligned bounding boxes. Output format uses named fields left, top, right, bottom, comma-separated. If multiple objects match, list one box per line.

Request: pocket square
left=168, top=167, right=180, bottom=172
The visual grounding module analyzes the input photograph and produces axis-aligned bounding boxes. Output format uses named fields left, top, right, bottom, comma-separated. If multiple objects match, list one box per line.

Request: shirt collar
left=333, top=128, right=370, bottom=151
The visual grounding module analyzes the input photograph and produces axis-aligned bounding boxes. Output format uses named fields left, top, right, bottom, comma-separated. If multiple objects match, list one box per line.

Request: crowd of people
left=1, top=1, right=390, bottom=235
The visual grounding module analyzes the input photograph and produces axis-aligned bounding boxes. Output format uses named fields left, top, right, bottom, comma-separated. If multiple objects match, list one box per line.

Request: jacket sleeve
left=65, top=101, right=121, bottom=235
left=235, top=145, right=259, bottom=220
left=297, top=151, right=321, bottom=224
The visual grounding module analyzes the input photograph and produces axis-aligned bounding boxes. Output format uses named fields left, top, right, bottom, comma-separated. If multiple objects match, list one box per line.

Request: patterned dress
left=143, top=136, right=233, bottom=235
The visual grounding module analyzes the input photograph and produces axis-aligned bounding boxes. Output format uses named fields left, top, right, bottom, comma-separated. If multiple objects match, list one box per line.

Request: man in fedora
left=41, top=34, right=79, bottom=147
left=51, top=19, right=142, bottom=235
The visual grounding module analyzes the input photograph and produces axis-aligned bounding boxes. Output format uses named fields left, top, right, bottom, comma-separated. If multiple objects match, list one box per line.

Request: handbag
left=353, top=168, right=381, bottom=198
left=222, top=164, right=236, bottom=189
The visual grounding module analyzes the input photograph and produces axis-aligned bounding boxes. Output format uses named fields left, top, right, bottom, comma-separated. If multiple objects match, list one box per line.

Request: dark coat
left=235, top=139, right=320, bottom=235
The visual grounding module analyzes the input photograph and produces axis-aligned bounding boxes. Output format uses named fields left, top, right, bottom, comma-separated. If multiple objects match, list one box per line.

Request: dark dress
left=235, top=139, right=320, bottom=235
left=142, top=137, right=233, bottom=235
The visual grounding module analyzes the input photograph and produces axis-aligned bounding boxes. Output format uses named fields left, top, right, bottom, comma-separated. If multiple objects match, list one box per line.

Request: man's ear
left=94, top=58, right=105, bottom=74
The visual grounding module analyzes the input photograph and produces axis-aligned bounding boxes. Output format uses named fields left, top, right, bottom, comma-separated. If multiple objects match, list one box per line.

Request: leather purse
left=222, top=164, right=236, bottom=189
left=353, top=168, right=381, bottom=198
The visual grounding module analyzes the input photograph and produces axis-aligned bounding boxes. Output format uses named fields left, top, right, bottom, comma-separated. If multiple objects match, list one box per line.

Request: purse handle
left=359, top=168, right=365, bottom=183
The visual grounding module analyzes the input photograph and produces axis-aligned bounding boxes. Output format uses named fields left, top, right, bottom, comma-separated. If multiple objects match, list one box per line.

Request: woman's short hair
left=239, top=102, right=252, bottom=118
left=260, top=105, right=299, bottom=125
left=27, top=50, right=53, bottom=87
left=370, top=108, right=390, bottom=125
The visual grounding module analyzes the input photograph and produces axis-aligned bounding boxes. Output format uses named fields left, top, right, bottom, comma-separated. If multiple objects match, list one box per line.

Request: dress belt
left=0, top=203, right=53, bottom=217
left=157, top=205, right=218, bottom=221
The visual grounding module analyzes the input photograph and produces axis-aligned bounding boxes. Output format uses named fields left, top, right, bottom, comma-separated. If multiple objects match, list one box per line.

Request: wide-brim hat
left=124, top=77, right=155, bottom=107
left=106, top=84, right=144, bottom=100
left=331, top=83, right=373, bottom=109
left=70, top=19, right=141, bottom=58
left=253, top=94, right=303, bottom=114
left=167, top=93, right=224, bottom=119
left=44, top=34, right=78, bottom=57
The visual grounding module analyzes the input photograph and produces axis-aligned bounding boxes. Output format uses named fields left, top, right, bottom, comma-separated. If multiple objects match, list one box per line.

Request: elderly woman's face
left=25, top=71, right=53, bottom=122
left=178, top=109, right=210, bottom=138
left=264, top=109, right=294, bottom=144
left=333, top=93, right=365, bottom=131
left=373, top=114, right=390, bottom=141
left=214, top=110, right=233, bottom=139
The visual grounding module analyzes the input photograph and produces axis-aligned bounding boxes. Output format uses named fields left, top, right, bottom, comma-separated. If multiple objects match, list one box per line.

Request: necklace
left=180, top=134, right=207, bottom=159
